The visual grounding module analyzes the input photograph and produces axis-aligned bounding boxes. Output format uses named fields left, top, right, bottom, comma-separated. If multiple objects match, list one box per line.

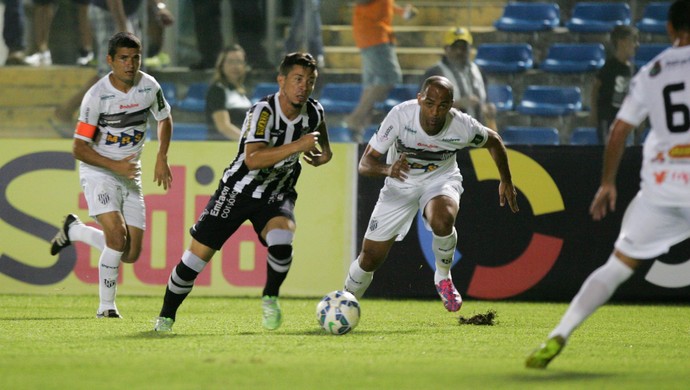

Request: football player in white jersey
left=526, top=0, right=690, bottom=369
left=343, top=75, right=519, bottom=312
left=49, top=32, right=174, bottom=319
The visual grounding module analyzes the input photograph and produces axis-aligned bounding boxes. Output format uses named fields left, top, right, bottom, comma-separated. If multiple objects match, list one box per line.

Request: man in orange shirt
left=344, top=0, right=417, bottom=142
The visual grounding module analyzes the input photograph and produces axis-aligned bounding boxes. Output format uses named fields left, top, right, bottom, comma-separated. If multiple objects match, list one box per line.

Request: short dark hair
left=278, top=52, right=317, bottom=76
left=420, top=76, right=454, bottom=100
left=610, top=25, right=637, bottom=48
left=107, top=32, right=142, bottom=58
left=669, top=0, right=690, bottom=32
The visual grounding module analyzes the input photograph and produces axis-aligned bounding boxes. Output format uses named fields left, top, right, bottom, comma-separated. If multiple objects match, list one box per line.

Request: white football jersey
left=75, top=71, right=171, bottom=171
left=369, top=99, right=489, bottom=187
left=616, top=45, right=690, bottom=206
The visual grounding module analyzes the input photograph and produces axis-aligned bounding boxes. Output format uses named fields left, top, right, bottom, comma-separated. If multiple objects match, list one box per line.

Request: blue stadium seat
left=541, top=43, right=606, bottom=73
left=251, top=82, right=279, bottom=103
left=328, top=126, right=354, bottom=143
left=177, top=82, right=209, bottom=112
left=159, top=82, right=177, bottom=107
left=517, top=86, right=582, bottom=116
left=487, top=84, right=513, bottom=112
left=634, top=43, right=670, bottom=69
left=376, top=84, right=419, bottom=112
left=501, top=126, right=559, bottom=145
left=636, top=2, right=671, bottom=35
left=569, top=127, right=600, bottom=145
left=363, top=124, right=379, bottom=143
left=494, top=2, right=560, bottom=32
left=318, top=83, right=362, bottom=114
left=474, top=43, right=533, bottom=73
left=566, top=2, right=631, bottom=33
left=173, top=123, right=208, bottom=141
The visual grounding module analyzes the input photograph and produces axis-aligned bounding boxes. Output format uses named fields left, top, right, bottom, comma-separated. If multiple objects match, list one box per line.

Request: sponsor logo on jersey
left=379, top=125, right=393, bottom=141
left=100, top=94, right=116, bottom=101
left=104, top=129, right=145, bottom=147
left=156, top=89, right=165, bottom=111
left=137, top=87, right=152, bottom=93
left=410, top=162, right=439, bottom=172
left=669, top=144, right=690, bottom=159
left=210, top=185, right=239, bottom=218
left=403, top=125, right=416, bottom=134
left=119, top=103, right=140, bottom=110
left=255, top=108, right=270, bottom=137
left=654, top=170, right=690, bottom=185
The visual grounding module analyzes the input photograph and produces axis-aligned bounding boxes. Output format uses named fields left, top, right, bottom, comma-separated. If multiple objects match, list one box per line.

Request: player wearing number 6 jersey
left=49, top=32, right=174, bottom=319
left=343, top=75, right=519, bottom=312
left=526, top=0, right=690, bottom=369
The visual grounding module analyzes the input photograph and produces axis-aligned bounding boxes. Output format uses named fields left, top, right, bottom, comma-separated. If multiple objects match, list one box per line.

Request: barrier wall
left=0, top=140, right=358, bottom=296
left=358, top=145, right=690, bottom=302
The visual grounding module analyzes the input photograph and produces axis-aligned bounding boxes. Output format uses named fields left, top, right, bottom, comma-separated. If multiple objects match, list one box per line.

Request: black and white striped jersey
left=220, top=92, right=325, bottom=200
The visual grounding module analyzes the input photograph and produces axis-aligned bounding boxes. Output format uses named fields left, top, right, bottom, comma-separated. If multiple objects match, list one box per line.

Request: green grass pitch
left=0, top=294, right=688, bottom=389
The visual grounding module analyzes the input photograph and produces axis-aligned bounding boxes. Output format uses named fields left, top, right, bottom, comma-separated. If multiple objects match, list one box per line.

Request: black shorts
left=190, top=183, right=296, bottom=251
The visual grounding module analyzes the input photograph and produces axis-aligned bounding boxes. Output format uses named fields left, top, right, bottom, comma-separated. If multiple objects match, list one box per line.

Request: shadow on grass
left=508, top=371, right=619, bottom=382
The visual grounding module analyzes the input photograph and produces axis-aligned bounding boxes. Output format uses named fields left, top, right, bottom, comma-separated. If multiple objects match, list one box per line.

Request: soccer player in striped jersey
left=527, top=0, right=690, bottom=369
left=49, top=32, right=174, bottom=319
left=154, top=52, right=332, bottom=332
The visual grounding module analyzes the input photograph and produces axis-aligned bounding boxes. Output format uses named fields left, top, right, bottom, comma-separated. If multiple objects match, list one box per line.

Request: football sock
left=344, top=258, right=373, bottom=299
left=432, top=228, right=457, bottom=284
left=263, top=229, right=293, bottom=297
left=160, top=250, right=208, bottom=320
left=98, top=246, right=123, bottom=313
left=70, top=223, right=105, bottom=251
left=550, top=254, right=634, bottom=340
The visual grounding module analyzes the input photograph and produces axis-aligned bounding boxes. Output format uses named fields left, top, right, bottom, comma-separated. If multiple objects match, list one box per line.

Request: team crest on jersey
left=650, top=60, right=662, bottom=77
left=105, top=129, right=145, bottom=147
left=255, top=108, right=270, bottom=137
left=369, top=218, right=378, bottom=232
left=470, top=134, right=485, bottom=146
left=98, top=192, right=110, bottom=205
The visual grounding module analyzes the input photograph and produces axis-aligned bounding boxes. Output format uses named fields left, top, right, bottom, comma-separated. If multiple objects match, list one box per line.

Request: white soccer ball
left=316, top=290, right=361, bottom=335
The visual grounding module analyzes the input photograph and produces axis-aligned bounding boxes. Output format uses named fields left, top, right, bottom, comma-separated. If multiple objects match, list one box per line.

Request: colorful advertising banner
left=358, top=145, right=690, bottom=302
left=0, top=140, right=357, bottom=296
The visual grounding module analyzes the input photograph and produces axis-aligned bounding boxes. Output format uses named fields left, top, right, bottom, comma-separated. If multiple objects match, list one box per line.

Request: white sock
left=98, top=246, right=123, bottom=313
left=433, top=228, right=457, bottom=284
left=550, top=254, right=634, bottom=340
left=69, top=223, right=105, bottom=251
left=344, top=258, right=373, bottom=299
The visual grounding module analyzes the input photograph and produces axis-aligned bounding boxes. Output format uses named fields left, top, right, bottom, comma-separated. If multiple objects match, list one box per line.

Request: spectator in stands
left=423, top=27, right=496, bottom=129
left=3, top=0, right=30, bottom=65
left=143, top=0, right=175, bottom=70
left=205, top=44, right=253, bottom=140
left=284, top=0, right=325, bottom=68
left=343, top=0, right=417, bottom=142
left=190, top=1, right=273, bottom=70
left=590, top=25, right=638, bottom=144
left=25, top=0, right=55, bottom=66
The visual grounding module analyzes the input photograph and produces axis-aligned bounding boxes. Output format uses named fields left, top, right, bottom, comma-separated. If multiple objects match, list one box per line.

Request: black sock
left=159, top=261, right=199, bottom=320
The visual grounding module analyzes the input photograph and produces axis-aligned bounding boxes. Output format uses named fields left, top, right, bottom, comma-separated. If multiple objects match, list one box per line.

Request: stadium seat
left=636, top=2, right=671, bottom=35
left=494, top=2, right=560, bottom=32
left=376, top=84, right=419, bottom=112
left=541, top=43, right=606, bottom=73
left=177, top=82, right=209, bottom=112
left=569, top=127, right=600, bottom=145
left=328, top=126, right=354, bottom=143
left=487, top=84, right=513, bottom=112
left=173, top=122, right=208, bottom=141
left=501, top=126, right=559, bottom=145
left=318, top=83, right=362, bottom=114
left=474, top=43, right=534, bottom=74
left=634, top=43, right=671, bottom=69
left=159, top=82, right=177, bottom=107
left=565, top=2, right=631, bottom=33
left=516, top=86, right=582, bottom=116
left=251, top=82, right=279, bottom=103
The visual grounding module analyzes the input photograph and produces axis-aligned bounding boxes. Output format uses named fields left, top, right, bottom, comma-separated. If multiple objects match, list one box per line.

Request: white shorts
left=364, top=176, right=464, bottom=242
left=80, top=168, right=146, bottom=230
left=614, top=192, right=690, bottom=259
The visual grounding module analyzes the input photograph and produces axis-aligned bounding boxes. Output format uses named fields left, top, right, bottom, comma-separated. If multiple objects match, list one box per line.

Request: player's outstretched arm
left=483, top=129, right=518, bottom=212
left=245, top=131, right=320, bottom=170
left=589, top=118, right=634, bottom=221
left=154, top=116, right=173, bottom=190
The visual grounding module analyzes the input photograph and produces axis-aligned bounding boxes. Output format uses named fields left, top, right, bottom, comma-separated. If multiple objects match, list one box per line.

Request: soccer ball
left=316, top=290, right=361, bottom=335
